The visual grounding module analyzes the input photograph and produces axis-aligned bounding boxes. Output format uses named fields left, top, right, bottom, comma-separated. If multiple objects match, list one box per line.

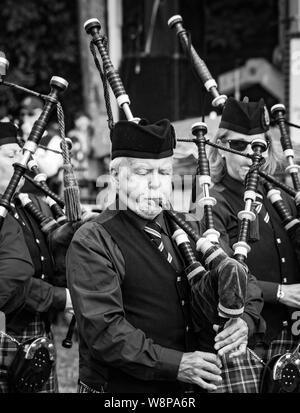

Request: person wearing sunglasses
left=196, top=97, right=300, bottom=393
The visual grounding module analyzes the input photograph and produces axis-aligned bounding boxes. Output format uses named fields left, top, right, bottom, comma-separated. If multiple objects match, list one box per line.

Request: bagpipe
left=79, top=16, right=249, bottom=344
left=164, top=205, right=248, bottom=327
left=0, top=73, right=68, bottom=230
left=168, top=15, right=300, bottom=392
left=0, top=54, right=90, bottom=316
left=168, top=13, right=300, bottom=274
left=0, top=52, right=108, bottom=360
left=0, top=53, right=78, bottom=245
left=168, top=16, right=300, bottom=393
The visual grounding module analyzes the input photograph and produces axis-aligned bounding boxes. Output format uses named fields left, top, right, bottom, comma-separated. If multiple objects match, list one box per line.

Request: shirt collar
left=120, top=207, right=168, bottom=234
left=107, top=198, right=168, bottom=233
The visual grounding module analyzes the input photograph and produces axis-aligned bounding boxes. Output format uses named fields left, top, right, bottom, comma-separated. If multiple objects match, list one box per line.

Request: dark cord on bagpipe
left=56, top=102, right=81, bottom=222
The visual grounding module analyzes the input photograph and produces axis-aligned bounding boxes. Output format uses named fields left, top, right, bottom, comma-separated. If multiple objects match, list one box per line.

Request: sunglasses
left=226, top=139, right=269, bottom=152
left=20, top=110, right=36, bottom=117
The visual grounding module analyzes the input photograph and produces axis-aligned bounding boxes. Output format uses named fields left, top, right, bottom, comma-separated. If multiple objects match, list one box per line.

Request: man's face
left=220, top=131, right=269, bottom=182
left=0, top=143, right=23, bottom=192
left=116, top=156, right=173, bottom=220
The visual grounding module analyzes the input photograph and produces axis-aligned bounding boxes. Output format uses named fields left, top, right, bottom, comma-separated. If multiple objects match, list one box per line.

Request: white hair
left=109, top=157, right=130, bottom=175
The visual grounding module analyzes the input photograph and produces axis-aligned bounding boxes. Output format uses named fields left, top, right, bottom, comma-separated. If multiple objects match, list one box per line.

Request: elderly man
left=66, top=118, right=264, bottom=393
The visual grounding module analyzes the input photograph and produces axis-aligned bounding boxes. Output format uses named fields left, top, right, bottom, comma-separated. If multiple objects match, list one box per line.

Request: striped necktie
left=254, top=192, right=270, bottom=224
left=144, top=221, right=173, bottom=264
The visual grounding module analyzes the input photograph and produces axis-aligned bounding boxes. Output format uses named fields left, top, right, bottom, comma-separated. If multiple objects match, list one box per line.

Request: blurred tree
left=0, top=0, right=81, bottom=129
left=204, top=0, right=279, bottom=76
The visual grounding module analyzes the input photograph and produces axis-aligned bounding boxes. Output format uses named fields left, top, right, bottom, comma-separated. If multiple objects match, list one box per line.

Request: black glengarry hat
left=110, top=118, right=176, bottom=160
left=0, top=121, right=19, bottom=145
left=219, top=97, right=270, bottom=135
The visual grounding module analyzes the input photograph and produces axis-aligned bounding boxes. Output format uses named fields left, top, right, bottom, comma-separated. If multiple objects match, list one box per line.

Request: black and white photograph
left=0, top=0, right=299, bottom=400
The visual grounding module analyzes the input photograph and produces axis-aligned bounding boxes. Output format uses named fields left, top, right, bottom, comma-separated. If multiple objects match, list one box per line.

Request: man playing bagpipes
left=201, top=97, right=300, bottom=392
left=0, top=122, right=36, bottom=392
left=0, top=121, right=72, bottom=393
left=66, top=118, right=265, bottom=393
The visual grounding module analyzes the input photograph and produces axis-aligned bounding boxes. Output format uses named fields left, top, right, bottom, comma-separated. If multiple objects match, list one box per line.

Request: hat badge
left=261, top=105, right=270, bottom=131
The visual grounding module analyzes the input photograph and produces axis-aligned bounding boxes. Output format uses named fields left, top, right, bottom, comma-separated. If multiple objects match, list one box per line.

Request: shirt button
left=22, top=222, right=26, bottom=226
left=36, top=239, right=40, bottom=244
left=41, top=274, right=45, bottom=280
left=283, top=321, right=288, bottom=327
left=177, top=276, right=181, bottom=282
left=281, top=258, right=286, bottom=263
left=282, top=278, right=287, bottom=283
left=186, top=326, right=190, bottom=332
left=181, top=300, right=185, bottom=306
left=276, top=238, right=281, bottom=244
left=41, top=256, right=45, bottom=261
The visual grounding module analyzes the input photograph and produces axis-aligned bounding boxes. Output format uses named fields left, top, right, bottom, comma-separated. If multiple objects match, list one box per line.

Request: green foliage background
left=0, top=0, right=82, bottom=129
left=0, top=0, right=279, bottom=125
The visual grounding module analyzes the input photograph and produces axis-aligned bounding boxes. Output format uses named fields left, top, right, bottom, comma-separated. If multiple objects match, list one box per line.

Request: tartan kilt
left=0, top=314, right=58, bottom=393
left=211, top=327, right=297, bottom=393
left=77, top=380, right=105, bottom=393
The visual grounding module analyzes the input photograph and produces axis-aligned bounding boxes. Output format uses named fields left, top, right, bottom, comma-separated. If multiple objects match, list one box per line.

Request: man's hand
left=213, top=317, right=248, bottom=358
left=177, top=351, right=222, bottom=391
left=280, top=284, right=300, bottom=308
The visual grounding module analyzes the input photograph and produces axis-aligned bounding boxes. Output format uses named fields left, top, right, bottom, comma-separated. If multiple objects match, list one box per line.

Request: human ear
left=110, top=168, right=120, bottom=189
